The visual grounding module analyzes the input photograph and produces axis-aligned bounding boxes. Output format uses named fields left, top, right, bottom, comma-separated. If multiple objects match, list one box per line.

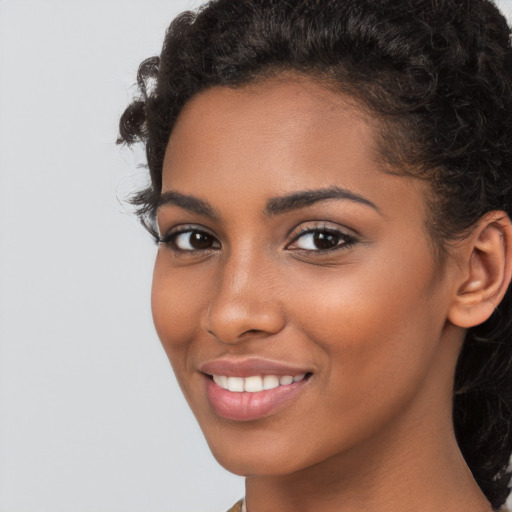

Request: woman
left=118, top=0, right=512, bottom=510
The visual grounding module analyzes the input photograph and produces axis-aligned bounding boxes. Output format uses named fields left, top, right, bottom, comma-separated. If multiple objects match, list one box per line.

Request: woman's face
left=152, top=76, right=463, bottom=477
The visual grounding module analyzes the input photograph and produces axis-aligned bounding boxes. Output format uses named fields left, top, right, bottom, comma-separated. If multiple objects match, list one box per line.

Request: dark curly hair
left=118, top=0, right=512, bottom=508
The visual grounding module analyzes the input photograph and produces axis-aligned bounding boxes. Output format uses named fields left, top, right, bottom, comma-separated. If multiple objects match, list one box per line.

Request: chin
left=210, top=448, right=307, bottom=478
left=202, top=426, right=313, bottom=477
left=201, top=418, right=359, bottom=479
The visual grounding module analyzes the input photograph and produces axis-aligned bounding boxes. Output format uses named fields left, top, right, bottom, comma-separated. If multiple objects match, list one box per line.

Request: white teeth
left=227, top=377, right=245, bottom=392
left=262, top=375, right=280, bottom=390
left=212, top=374, right=307, bottom=392
left=213, top=375, right=228, bottom=388
left=244, top=376, right=264, bottom=392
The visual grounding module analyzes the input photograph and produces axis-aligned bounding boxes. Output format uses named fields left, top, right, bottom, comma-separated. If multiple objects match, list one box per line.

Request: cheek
left=151, top=253, right=210, bottom=367
left=285, top=252, right=446, bottom=416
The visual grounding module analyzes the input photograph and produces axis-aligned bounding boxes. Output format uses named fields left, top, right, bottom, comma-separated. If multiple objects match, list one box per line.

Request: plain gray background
left=0, top=1, right=511, bottom=511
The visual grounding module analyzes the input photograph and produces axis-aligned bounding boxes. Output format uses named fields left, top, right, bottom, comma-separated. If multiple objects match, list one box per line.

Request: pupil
left=191, top=232, right=212, bottom=249
left=313, top=231, right=339, bottom=250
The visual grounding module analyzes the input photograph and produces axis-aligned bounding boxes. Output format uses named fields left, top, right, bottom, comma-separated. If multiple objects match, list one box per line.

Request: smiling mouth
left=210, top=373, right=307, bottom=392
left=203, top=372, right=312, bottom=421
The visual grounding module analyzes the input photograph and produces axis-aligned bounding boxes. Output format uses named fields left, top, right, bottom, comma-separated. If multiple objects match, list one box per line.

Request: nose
left=203, top=251, right=285, bottom=344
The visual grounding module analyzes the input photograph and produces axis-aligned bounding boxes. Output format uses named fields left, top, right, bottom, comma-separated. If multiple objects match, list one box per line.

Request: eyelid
left=158, top=224, right=221, bottom=249
left=158, top=223, right=213, bottom=238
left=287, top=221, right=355, bottom=240
left=286, top=222, right=358, bottom=252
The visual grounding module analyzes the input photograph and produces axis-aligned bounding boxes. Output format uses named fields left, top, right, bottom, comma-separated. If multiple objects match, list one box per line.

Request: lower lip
left=205, top=376, right=309, bottom=421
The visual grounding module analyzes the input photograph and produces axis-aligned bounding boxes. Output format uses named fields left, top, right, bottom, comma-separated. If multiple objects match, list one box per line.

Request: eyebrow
left=157, top=191, right=219, bottom=219
left=156, top=185, right=379, bottom=219
left=264, top=186, right=379, bottom=216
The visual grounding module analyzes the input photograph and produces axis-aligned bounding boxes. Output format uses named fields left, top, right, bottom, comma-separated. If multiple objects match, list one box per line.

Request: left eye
left=289, top=229, right=355, bottom=251
left=162, top=229, right=220, bottom=252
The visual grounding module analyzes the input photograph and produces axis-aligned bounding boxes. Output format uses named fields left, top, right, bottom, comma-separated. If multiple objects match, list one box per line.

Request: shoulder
left=226, top=499, right=244, bottom=512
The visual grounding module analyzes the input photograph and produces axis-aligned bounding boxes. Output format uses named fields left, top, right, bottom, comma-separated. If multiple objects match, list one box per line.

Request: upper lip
left=199, top=357, right=312, bottom=378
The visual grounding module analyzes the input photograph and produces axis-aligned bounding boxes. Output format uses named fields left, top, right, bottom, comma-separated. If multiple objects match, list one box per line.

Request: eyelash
left=287, top=224, right=358, bottom=253
left=158, top=226, right=219, bottom=253
left=158, top=224, right=358, bottom=255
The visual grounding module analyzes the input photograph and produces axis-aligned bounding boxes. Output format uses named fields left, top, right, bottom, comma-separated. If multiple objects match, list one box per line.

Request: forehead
left=161, top=75, right=426, bottom=219
left=171, top=74, right=371, bottom=139
left=165, top=76, right=376, bottom=181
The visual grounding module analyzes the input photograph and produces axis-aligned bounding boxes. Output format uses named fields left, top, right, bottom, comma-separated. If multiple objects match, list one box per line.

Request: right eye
left=160, top=228, right=220, bottom=252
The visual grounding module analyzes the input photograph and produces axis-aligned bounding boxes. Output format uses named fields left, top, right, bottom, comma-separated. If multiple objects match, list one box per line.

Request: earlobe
left=448, top=211, right=512, bottom=329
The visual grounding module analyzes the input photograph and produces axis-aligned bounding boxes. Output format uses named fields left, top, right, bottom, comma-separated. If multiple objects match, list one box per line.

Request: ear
left=448, top=211, right=512, bottom=328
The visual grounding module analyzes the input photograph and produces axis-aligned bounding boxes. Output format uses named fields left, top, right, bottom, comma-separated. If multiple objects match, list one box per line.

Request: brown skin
left=151, top=75, right=512, bottom=512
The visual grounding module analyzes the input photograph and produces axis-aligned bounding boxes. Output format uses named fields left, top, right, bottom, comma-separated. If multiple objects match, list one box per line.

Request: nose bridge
left=205, top=244, right=284, bottom=343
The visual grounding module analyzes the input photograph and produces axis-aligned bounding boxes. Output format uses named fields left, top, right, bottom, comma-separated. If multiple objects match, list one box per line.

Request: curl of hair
left=118, top=0, right=512, bottom=507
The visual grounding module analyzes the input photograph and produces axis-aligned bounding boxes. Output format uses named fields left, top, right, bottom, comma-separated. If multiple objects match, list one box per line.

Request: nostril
left=241, top=329, right=265, bottom=336
left=207, top=327, right=273, bottom=343
left=205, top=302, right=286, bottom=344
